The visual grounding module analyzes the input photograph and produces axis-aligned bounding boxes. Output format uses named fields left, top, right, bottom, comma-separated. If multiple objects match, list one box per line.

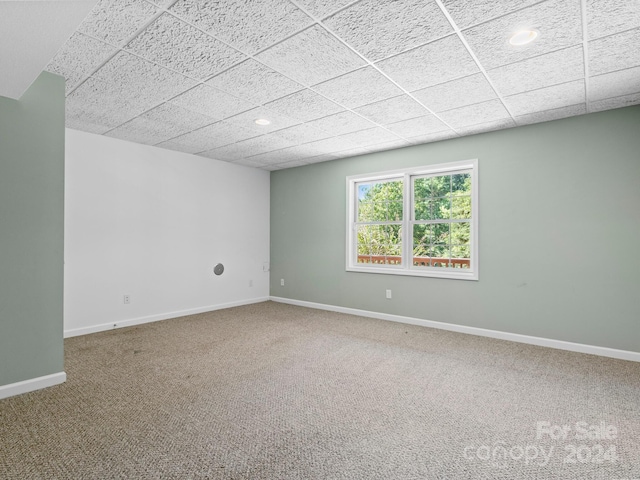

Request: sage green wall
left=0, top=72, right=65, bottom=386
left=271, top=106, right=640, bottom=353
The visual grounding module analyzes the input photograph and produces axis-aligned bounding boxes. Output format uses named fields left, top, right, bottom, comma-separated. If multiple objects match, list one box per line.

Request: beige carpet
left=1, top=301, right=639, bottom=479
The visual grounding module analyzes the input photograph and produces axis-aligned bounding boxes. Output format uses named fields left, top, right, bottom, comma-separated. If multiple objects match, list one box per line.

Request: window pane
left=451, top=222, right=470, bottom=245
left=452, top=173, right=471, bottom=196
left=357, top=180, right=403, bottom=222
left=429, top=246, right=450, bottom=268
left=431, top=198, right=451, bottom=220
left=414, top=200, right=430, bottom=221
left=356, top=224, right=402, bottom=264
left=451, top=245, right=471, bottom=269
left=432, top=223, right=450, bottom=245
left=429, top=175, right=451, bottom=197
left=413, top=178, right=430, bottom=201
left=451, top=196, right=471, bottom=220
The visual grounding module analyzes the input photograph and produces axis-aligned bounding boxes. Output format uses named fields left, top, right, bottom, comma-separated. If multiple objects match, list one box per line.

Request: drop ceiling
left=44, top=0, right=640, bottom=170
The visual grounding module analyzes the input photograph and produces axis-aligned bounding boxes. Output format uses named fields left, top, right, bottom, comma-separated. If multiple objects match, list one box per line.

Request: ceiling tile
left=587, top=0, right=640, bottom=40
left=270, top=123, right=332, bottom=144
left=515, top=104, right=586, bottom=126
left=456, top=118, right=516, bottom=136
left=354, top=95, right=429, bottom=125
left=408, top=130, right=459, bottom=145
left=487, top=46, right=584, bottom=97
left=295, top=0, right=355, bottom=19
left=169, top=84, right=255, bottom=119
left=207, top=59, right=304, bottom=105
left=312, top=66, right=403, bottom=109
left=376, top=34, right=478, bottom=91
left=66, top=115, right=113, bottom=135
left=200, top=134, right=295, bottom=161
left=590, top=66, right=640, bottom=102
left=411, top=73, right=496, bottom=112
left=264, top=89, right=344, bottom=122
left=140, top=102, right=216, bottom=132
left=245, top=145, right=326, bottom=165
left=504, top=79, right=585, bottom=117
left=442, top=0, right=542, bottom=29
left=270, top=158, right=311, bottom=169
left=255, top=25, right=366, bottom=86
left=367, top=138, right=412, bottom=152
left=301, top=135, right=360, bottom=154
left=303, top=153, right=340, bottom=164
left=306, top=111, right=377, bottom=136
left=462, top=0, right=582, bottom=70
left=45, top=32, right=117, bottom=94
left=590, top=92, right=640, bottom=113
left=333, top=146, right=373, bottom=158
left=589, top=28, right=640, bottom=76
left=170, top=0, right=313, bottom=54
left=324, top=0, right=451, bottom=62
left=385, top=115, right=450, bottom=137
left=105, top=118, right=172, bottom=145
left=92, top=51, right=198, bottom=103
left=158, top=121, right=259, bottom=154
left=438, top=98, right=511, bottom=129
left=336, top=127, right=402, bottom=147
left=78, top=0, right=158, bottom=46
left=125, top=13, right=245, bottom=80
left=224, top=107, right=301, bottom=134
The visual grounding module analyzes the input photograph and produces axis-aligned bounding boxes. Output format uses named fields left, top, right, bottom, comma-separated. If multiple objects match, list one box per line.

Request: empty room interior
left=1, top=0, right=639, bottom=478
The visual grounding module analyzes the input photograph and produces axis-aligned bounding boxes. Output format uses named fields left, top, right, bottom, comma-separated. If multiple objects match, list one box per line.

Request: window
left=346, top=159, right=478, bottom=280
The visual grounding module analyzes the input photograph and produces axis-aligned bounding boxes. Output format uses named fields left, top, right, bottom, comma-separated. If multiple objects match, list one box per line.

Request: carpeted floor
left=1, top=301, right=639, bottom=479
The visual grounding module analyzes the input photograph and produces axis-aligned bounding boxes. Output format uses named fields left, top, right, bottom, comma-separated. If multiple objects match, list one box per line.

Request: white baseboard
left=0, top=372, right=66, bottom=400
left=270, top=296, right=640, bottom=363
left=64, top=296, right=270, bottom=338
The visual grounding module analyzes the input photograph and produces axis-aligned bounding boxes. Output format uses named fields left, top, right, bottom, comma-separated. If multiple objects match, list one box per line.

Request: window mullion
left=403, top=173, right=412, bottom=269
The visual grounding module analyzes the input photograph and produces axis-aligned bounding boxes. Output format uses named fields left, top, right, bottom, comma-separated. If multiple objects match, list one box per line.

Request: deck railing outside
left=357, top=255, right=470, bottom=268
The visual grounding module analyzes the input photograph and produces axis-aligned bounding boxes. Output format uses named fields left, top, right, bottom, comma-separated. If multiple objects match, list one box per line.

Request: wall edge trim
left=0, top=372, right=67, bottom=400
left=64, top=297, right=270, bottom=338
left=270, top=296, right=640, bottom=362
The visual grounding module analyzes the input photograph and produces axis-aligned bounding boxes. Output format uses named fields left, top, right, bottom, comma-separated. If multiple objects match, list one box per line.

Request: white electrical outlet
left=386, top=289, right=392, bottom=299
left=124, top=295, right=131, bottom=304
left=280, top=278, right=285, bottom=286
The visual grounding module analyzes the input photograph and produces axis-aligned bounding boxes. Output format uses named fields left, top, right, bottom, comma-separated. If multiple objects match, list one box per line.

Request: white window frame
left=346, top=159, right=479, bottom=281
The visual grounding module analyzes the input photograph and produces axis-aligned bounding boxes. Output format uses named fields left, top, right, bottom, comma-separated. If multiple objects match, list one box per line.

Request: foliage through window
left=347, top=160, right=478, bottom=280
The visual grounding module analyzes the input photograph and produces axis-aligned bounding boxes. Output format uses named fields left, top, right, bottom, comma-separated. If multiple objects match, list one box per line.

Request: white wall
left=64, top=129, right=270, bottom=336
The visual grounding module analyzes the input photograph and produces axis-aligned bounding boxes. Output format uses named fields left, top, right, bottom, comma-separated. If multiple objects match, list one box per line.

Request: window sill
left=346, top=265, right=478, bottom=280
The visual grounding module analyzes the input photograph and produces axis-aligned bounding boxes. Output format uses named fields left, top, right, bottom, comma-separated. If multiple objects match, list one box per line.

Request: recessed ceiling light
left=255, top=118, right=271, bottom=126
left=509, top=29, right=539, bottom=46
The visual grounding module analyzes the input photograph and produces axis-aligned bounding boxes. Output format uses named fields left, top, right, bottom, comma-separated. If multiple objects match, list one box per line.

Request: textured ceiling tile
left=487, top=46, right=584, bottom=97
left=333, top=146, right=373, bottom=158
left=255, top=25, right=366, bottom=86
left=456, top=118, right=516, bottom=136
left=385, top=115, right=450, bottom=137
left=367, top=138, right=412, bottom=152
left=154, top=139, right=203, bottom=155
left=442, top=0, right=541, bottom=29
left=169, top=84, right=255, bottom=120
left=271, top=158, right=311, bottom=169
left=162, top=121, right=260, bottom=153
left=224, top=107, right=301, bottom=134
left=590, top=92, right=640, bottom=113
left=45, top=32, right=117, bottom=94
left=264, top=89, right=344, bottom=122
left=271, top=123, right=332, bottom=144
left=515, top=104, right=586, bottom=126
left=92, top=51, right=198, bottom=103
left=408, top=130, right=459, bottom=145
left=589, top=28, right=640, bottom=76
left=302, top=136, right=360, bottom=154
left=312, top=66, right=403, bottom=109
left=587, top=0, right=640, bottom=40
left=78, top=0, right=158, bottom=45
left=411, top=73, right=496, bottom=112
left=140, top=103, right=215, bottom=132
left=170, top=0, right=313, bottom=54
left=306, top=111, right=377, bottom=136
left=295, top=0, right=355, bottom=18
left=462, top=0, right=582, bottom=70
left=590, top=67, right=640, bottom=102
left=125, top=13, right=245, bottom=80
left=66, top=113, right=114, bottom=135
left=336, top=127, right=402, bottom=147
left=246, top=145, right=326, bottom=165
left=105, top=118, right=171, bottom=145
left=324, top=0, right=451, bottom=62
left=438, top=98, right=511, bottom=129
left=354, top=95, right=429, bottom=125
left=200, top=134, right=294, bottom=162
left=207, top=59, right=303, bottom=105
left=504, top=80, right=585, bottom=117
left=376, top=35, right=478, bottom=91
left=303, top=153, right=340, bottom=164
